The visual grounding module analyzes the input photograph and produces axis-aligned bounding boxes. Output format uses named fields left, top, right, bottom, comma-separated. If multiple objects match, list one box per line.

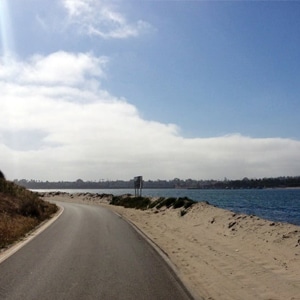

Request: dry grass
left=0, top=179, right=58, bottom=249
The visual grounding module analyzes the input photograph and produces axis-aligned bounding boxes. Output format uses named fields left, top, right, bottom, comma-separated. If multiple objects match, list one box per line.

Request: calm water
left=34, top=188, right=300, bottom=226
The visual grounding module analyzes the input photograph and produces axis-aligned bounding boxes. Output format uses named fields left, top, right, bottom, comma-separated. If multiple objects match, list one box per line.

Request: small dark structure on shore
left=134, top=176, right=143, bottom=197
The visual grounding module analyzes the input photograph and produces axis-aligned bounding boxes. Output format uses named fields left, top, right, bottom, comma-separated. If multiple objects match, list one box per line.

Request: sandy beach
left=42, top=192, right=300, bottom=300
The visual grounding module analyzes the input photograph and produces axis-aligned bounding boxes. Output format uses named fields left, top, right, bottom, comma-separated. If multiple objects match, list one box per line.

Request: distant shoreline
left=31, top=186, right=300, bottom=191
left=15, top=175, right=300, bottom=190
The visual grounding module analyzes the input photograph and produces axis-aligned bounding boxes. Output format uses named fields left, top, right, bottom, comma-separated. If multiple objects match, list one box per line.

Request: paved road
left=0, top=202, right=193, bottom=299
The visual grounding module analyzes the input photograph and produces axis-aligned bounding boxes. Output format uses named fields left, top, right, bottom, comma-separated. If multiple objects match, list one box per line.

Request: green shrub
left=173, top=198, right=185, bottom=209
left=180, top=210, right=187, bottom=217
left=110, top=196, right=151, bottom=210
left=0, top=170, right=5, bottom=180
left=110, top=194, right=197, bottom=212
left=156, top=197, right=177, bottom=209
left=148, top=197, right=164, bottom=209
left=184, top=199, right=195, bottom=209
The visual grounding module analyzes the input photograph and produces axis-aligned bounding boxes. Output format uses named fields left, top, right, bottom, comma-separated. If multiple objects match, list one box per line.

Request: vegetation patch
left=154, top=197, right=196, bottom=210
left=0, top=178, right=58, bottom=249
left=156, top=197, right=177, bottom=209
left=148, top=197, right=165, bottom=209
left=180, top=210, right=188, bottom=217
left=110, top=194, right=196, bottom=214
left=110, top=195, right=151, bottom=210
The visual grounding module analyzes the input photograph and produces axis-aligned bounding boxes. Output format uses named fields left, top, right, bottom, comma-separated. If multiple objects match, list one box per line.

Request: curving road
left=0, top=202, right=193, bottom=300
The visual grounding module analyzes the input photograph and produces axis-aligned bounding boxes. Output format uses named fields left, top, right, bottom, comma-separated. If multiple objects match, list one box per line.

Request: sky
left=0, top=0, right=300, bottom=181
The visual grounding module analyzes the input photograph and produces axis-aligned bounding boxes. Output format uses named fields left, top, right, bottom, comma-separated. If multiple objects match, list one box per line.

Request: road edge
left=112, top=209, right=200, bottom=300
left=0, top=205, right=64, bottom=264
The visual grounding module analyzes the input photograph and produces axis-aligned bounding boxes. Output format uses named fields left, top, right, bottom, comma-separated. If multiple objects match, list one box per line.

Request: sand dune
left=43, top=192, right=300, bottom=300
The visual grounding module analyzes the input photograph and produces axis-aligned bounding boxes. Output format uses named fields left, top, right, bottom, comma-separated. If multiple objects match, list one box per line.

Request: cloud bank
left=0, top=51, right=300, bottom=181
left=62, top=0, right=152, bottom=39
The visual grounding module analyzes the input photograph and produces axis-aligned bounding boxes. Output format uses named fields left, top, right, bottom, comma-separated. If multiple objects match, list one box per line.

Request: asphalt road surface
left=0, top=202, right=193, bottom=299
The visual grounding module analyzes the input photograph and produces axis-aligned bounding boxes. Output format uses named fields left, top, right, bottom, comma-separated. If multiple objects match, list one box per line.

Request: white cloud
left=62, top=0, right=152, bottom=39
left=63, top=0, right=91, bottom=17
left=0, top=51, right=300, bottom=181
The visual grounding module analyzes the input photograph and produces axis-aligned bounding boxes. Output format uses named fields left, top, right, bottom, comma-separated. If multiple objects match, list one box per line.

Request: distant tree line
left=14, top=176, right=300, bottom=190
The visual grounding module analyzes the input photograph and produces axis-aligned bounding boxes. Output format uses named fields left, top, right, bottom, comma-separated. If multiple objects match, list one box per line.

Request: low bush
left=0, top=179, right=58, bottom=249
left=183, top=198, right=196, bottom=209
left=180, top=210, right=188, bottom=217
left=154, top=196, right=196, bottom=210
left=173, top=198, right=185, bottom=209
left=148, top=197, right=165, bottom=209
left=110, top=196, right=151, bottom=210
left=109, top=193, right=197, bottom=215
left=0, top=214, right=39, bottom=248
left=156, top=197, right=177, bottom=209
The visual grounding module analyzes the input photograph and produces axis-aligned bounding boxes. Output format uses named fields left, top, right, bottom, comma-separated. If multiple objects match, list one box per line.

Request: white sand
left=43, top=193, right=300, bottom=300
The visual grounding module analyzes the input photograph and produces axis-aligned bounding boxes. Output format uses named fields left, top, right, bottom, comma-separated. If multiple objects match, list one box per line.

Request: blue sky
left=0, top=0, right=300, bottom=180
